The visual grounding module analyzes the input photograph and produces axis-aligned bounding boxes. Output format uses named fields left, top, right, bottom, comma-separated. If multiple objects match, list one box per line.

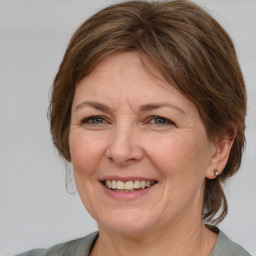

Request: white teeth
left=134, top=180, right=141, bottom=189
left=106, top=180, right=112, bottom=188
left=117, top=180, right=124, bottom=189
left=104, top=180, right=156, bottom=191
left=112, top=180, right=117, bottom=189
left=125, top=181, right=133, bottom=190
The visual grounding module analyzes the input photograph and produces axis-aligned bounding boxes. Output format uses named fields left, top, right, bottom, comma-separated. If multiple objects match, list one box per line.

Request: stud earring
left=214, top=168, right=219, bottom=178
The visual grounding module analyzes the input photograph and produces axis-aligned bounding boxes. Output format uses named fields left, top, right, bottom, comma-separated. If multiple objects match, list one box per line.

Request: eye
left=149, top=116, right=174, bottom=126
left=81, top=116, right=106, bottom=124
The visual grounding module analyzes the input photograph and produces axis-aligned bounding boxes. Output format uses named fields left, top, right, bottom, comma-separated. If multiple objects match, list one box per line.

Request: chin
left=96, top=209, right=158, bottom=235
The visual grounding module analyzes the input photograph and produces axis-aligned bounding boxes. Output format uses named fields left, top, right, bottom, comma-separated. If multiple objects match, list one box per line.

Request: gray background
left=0, top=0, right=255, bottom=255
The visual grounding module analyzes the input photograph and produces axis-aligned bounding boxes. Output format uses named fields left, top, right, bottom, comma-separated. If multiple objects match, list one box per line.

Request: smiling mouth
left=102, top=180, right=158, bottom=192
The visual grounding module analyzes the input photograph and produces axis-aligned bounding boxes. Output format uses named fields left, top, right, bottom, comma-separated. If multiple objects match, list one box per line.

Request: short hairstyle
left=49, top=0, right=246, bottom=224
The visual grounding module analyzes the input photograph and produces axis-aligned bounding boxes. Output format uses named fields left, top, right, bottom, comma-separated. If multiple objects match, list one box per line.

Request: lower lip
left=100, top=182, right=157, bottom=200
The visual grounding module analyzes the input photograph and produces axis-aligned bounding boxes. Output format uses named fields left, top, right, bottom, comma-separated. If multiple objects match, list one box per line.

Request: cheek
left=145, top=132, right=211, bottom=180
left=147, top=136, right=191, bottom=173
left=69, top=130, right=106, bottom=177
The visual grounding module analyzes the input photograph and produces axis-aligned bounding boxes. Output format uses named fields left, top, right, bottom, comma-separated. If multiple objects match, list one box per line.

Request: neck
left=90, top=219, right=217, bottom=256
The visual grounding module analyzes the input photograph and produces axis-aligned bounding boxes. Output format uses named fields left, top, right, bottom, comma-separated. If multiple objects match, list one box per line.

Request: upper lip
left=99, top=176, right=158, bottom=182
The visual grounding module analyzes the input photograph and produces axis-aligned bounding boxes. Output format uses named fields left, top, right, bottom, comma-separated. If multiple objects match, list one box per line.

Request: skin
left=69, top=52, right=234, bottom=256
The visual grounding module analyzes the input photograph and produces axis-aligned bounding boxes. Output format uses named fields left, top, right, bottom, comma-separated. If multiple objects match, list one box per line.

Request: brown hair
left=49, top=0, right=246, bottom=224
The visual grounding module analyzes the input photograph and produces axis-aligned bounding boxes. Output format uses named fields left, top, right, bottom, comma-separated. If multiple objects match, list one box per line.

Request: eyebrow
left=75, top=101, right=184, bottom=114
left=139, top=103, right=184, bottom=113
left=75, top=101, right=110, bottom=112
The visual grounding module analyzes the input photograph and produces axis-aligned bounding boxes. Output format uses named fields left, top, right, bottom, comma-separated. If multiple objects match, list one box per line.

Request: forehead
left=81, top=51, right=164, bottom=88
left=76, top=52, right=170, bottom=94
left=73, top=51, right=195, bottom=113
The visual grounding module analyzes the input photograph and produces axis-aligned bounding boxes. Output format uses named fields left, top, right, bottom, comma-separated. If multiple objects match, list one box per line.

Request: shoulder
left=211, top=230, right=252, bottom=256
left=15, top=232, right=98, bottom=256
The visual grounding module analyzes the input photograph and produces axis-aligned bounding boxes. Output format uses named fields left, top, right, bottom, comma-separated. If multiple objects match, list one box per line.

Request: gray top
left=16, top=230, right=251, bottom=256
left=210, top=231, right=251, bottom=256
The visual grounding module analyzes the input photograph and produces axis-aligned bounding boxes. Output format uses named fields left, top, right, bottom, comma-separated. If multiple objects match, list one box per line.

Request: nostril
left=106, top=144, right=144, bottom=166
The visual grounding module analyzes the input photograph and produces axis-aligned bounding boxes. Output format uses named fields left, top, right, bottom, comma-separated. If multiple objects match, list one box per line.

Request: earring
left=214, top=168, right=219, bottom=178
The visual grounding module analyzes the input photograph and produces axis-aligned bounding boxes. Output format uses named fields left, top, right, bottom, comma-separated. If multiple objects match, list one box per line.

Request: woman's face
left=69, top=52, right=217, bottom=235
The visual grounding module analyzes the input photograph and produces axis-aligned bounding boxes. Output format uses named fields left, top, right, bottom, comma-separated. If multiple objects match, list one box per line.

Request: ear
left=205, top=125, right=237, bottom=179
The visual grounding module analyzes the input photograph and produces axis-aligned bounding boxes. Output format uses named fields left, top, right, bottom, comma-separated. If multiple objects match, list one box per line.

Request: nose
left=106, top=124, right=144, bottom=166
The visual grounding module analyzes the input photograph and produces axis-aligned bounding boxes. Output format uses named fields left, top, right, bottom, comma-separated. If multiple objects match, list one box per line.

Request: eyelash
left=81, top=115, right=175, bottom=127
left=81, top=115, right=106, bottom=124
left=148, top=116, right=174, bottom=126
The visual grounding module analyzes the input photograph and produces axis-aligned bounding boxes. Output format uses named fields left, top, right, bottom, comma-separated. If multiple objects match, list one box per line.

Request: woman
left=18, top=0, right=251, bottom=255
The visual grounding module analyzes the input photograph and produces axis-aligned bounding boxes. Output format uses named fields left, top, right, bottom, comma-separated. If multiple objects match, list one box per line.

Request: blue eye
left=82, top=116, right=105, bottom=124
left=150, top=116, right=173, bottom=125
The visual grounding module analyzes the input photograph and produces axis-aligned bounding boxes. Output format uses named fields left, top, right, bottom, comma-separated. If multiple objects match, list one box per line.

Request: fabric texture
left=16, top=230, right=251, bottom=256
left=210, top=231, right=251, bottom=256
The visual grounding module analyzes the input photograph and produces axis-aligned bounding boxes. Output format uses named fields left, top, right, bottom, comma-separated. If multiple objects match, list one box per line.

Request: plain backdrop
left=0, top=0, right=255, bottom=255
